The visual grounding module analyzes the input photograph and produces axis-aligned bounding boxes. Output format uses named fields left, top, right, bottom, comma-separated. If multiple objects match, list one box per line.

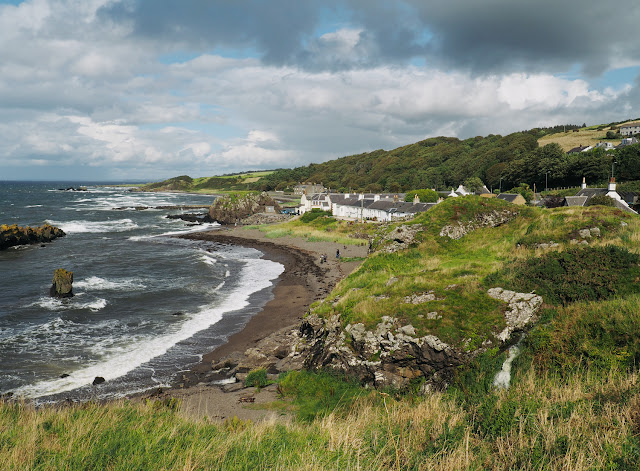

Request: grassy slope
left=536, top=119, right=639, bottom=152
left=4, top=199, right=640, bottom=470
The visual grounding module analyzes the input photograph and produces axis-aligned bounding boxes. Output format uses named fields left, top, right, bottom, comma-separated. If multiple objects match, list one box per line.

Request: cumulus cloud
left=0, top=0, right=638, bottom=180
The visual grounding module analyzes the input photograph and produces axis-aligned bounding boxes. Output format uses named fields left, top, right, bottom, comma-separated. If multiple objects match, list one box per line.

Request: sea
left=0, top=182, right=284, bottom=403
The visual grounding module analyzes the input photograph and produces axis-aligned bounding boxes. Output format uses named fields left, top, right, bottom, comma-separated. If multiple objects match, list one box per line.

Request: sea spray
left=492, top=344, right=521, bottom=389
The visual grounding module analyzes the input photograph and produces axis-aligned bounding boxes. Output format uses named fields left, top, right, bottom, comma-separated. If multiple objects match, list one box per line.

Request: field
left=536, top=121, right=639, bottom=151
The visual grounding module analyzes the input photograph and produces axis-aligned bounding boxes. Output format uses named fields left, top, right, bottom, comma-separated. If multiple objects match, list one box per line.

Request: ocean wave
left=11, top=256, right=284, bottom=399
left=74, top=276, right=146, bottom=291
left=45, top=218, right=139, bottom=234
left=29, top=296, right=107, bottom=312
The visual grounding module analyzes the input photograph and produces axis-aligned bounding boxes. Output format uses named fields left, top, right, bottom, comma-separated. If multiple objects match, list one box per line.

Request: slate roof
left=575, top=188, right=608, bottom=198
left=564, top=196, right=589, bottom=207
left=496, top=193, right=522, bottom=203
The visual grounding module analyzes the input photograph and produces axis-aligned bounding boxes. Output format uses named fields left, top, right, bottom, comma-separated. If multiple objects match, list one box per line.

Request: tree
left=463, top=177, right=485, bottom=194
left=404, top=189, right=439, bottom=203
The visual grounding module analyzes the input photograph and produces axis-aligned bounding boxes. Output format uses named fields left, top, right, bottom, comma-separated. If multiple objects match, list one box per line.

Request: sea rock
left=50, top=268, right=74, bottom=298
left=0, top=223, right=65, bottom=251
left=92, top=376, right=105, bottom=385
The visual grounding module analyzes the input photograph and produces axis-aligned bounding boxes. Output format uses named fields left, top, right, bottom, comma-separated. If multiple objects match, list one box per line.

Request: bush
left=404, top=189, right=439, bottom=203
left=245, top=368, right=270, bottom=388
left=300, top=209, right=332, bottom=223
left=587, top=194, right=615, bottom=207
left=485, top=246, right=640, bottom=305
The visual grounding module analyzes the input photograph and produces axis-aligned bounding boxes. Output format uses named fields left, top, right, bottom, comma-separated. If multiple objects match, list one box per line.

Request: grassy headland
left=4, top=198, right=640, bottom=469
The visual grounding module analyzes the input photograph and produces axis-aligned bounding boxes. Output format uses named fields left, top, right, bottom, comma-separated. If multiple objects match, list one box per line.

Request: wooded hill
left=141, top=121, right=640, bottom=194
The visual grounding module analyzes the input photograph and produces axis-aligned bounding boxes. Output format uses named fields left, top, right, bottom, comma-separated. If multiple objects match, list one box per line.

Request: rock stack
left=50, top=268, right=74, bottom=298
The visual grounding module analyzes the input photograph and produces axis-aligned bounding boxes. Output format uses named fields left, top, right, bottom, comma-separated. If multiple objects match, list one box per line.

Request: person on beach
left=336, top=249, right=340, bottom=259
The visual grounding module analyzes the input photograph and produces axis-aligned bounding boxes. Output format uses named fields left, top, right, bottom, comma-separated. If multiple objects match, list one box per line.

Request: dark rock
left=1, top=223, right=65, bottom=251
left=92, top=376, right=105, bottom=385
left=50, top=268, right=74, bottom=298
left=172, top=312, right=185, bottom=316
left=60, top=373, right=70, bottom=378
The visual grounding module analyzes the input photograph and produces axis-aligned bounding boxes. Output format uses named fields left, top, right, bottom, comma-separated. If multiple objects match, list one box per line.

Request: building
left=567, top=145, right=594, bottom=154
left=496, top=193, right=527, bottom=205
left=619, top=122, right=640, bottom=136
left=595, top=141, right=614, bottom=150
left=564, top=178, right=637, bottom=214
left=293, top=182, right=326, bottom=196
left=616, top=137, right=639, bottom=149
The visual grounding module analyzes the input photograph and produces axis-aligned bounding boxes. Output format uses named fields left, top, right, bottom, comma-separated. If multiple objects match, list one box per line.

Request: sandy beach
left=149, top=226, right=369, bottom=422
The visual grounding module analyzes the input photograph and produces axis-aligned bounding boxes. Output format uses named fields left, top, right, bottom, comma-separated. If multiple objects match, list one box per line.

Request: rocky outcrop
left=0, top=224, right=65, bottom=250
left=486, top=288, right=543, bottom=342
left=208, top=193, right=281, bottom=225
left=300, top=314, right=463, bottom=391
left=296, top=286, right=543, bottom=392
left=439, top=209, right=518, bottom=239
left=377, top=224, right=424, bottom=253
left=50, top=268, right=74, bottom=298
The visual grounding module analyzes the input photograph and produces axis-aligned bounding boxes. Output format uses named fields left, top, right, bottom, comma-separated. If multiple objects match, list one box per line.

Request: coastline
left=147, top=226, right=368, bottom=421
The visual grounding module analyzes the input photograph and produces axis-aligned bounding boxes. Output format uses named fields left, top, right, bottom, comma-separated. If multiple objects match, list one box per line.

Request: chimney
left=581, top=177, right=587, bottom=190
left=608, top=177, right=616, bottom=193
left=344, top=193, right=350, bottom=198
left=374, top=194, right=380, bottom=201
left=413, top=194, right=420, bottom=204
left=358, top=193, right=364, bottom=200
left=393, top=194, right=399, bottom=202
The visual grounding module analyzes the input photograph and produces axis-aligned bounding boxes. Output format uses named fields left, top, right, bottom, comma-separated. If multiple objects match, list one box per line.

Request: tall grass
left=4, top=361, right=638, bottom=470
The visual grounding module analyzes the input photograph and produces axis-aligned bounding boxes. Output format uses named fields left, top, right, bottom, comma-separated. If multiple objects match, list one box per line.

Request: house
left=496, top=193, right=526, bottom=205
left=616, top=137, right=638, bottom=149
left=595, top=141, right=614, bottom=150
left=454, top=183, right=492, bottom=196
left=564, top=178, right=637, bottom=214
left=567, top=145, right=594, bottom=154
left=293, top=182, right=326, bottom=196
left=619, top=122, right=640, bottom=136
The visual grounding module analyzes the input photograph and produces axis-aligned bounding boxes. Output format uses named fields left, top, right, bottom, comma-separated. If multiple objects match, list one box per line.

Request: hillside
left=141, top=120, right=640, bottom=196
left=6, top=199, right=640, bottom=469
left=537, top=118, right=640, bottom=152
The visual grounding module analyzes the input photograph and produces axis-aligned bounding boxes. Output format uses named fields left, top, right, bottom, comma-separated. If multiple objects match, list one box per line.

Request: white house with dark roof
left=564, top=178, right=637, bottom=214
left=620, top=122, right=640, bottom=136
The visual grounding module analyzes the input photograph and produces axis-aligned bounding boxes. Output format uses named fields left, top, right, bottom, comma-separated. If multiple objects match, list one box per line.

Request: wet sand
left=152, top=227, right=368, bottom=422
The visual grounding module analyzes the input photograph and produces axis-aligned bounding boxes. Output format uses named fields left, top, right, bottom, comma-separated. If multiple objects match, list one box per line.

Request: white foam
left=25, top=204, right=43, bottom=208
left=46, top=218, right=139, bottom=234
left=29, top=296, right=107, bottom=312
left=74, top=276, right=145, bottom=291
left=12, top=257, right=284, bottom=399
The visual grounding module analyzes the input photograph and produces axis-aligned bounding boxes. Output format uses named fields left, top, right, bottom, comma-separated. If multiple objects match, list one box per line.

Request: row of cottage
left=297, top=184, right=524, bottom=222
left=296, top=178, right=638, bottom=221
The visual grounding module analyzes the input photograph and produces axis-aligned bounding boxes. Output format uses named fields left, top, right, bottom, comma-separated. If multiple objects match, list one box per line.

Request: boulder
left=50, top=268, right=74, bottom=298
left=92, top=376, right=105, bottom=385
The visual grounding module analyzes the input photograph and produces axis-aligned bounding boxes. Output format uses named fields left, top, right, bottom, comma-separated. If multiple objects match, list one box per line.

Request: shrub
left=485, top=246, right=640, bottom=305
left=245, top=368, right=270, bottom=388
left=587, top=194, right=615, bottom=207
left=300, top=209, right=332, bottom=223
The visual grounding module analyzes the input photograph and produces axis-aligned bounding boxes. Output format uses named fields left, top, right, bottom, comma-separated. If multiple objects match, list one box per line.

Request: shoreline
left=145, top=226, right=368, bottom=421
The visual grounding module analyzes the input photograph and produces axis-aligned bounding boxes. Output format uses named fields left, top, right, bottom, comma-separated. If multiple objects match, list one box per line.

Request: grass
left=4, top=360, right=640, bottom=470
left=246, top=216, right=375, bottom=246
left=537, top=124, right=624, bottom=152
left=5, top=197, right=640, bottom=469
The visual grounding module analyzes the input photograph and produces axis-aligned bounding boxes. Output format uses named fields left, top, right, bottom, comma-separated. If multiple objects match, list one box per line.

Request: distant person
left=336, top=249, right=340, bottom=259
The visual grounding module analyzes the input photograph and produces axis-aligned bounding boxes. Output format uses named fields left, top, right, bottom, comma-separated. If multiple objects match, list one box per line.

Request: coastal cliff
left=0, top=223, right=65, bottom=250
left=208, top=192, right=282, bottom=225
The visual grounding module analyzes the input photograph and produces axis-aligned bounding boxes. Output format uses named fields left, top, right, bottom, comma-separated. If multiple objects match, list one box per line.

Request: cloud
left=0, top=0, right=639, bottom=181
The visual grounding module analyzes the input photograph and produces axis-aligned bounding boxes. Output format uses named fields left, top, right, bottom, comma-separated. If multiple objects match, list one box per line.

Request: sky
left=1, top=0, right=639, bottom=181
